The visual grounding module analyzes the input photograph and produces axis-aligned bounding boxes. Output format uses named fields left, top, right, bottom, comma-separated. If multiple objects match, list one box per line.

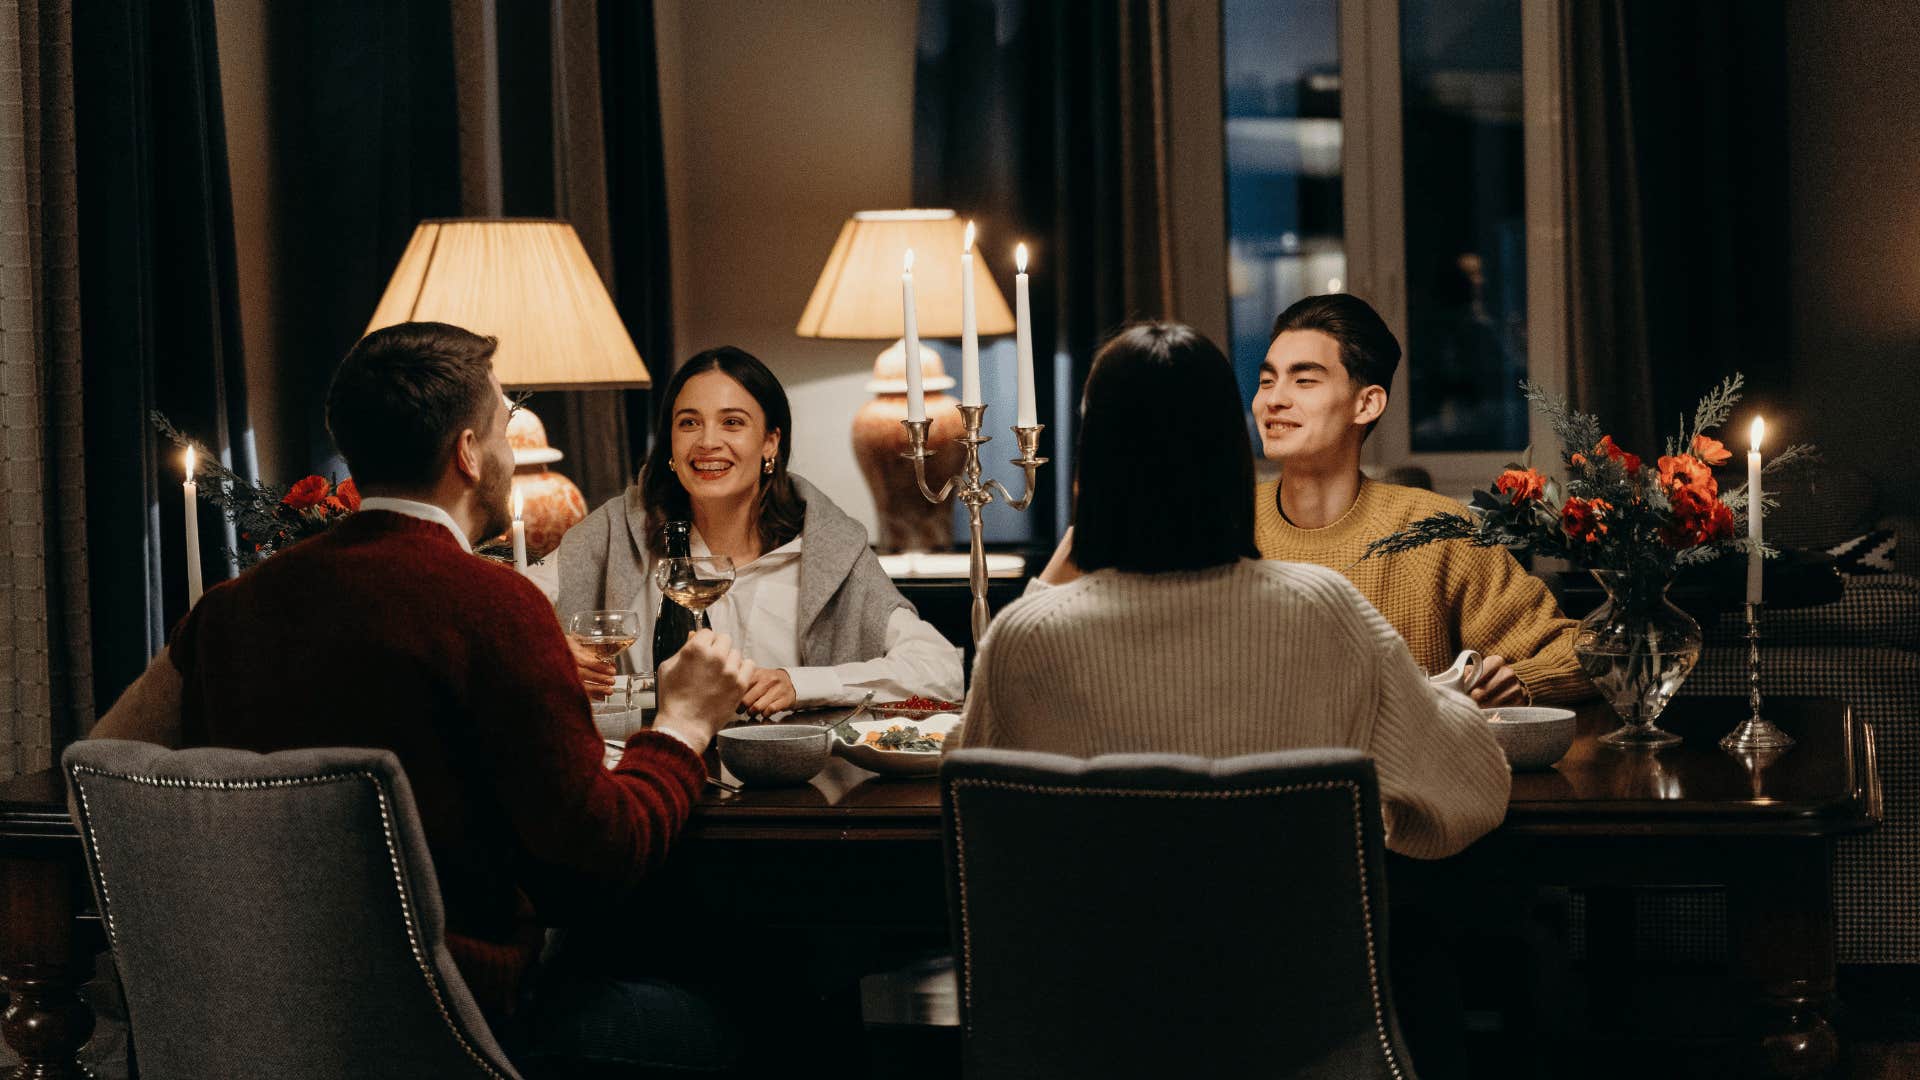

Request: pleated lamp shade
left=365, top=219, right=650, bottom=389
left=796, top=209, right=1015, bottom=339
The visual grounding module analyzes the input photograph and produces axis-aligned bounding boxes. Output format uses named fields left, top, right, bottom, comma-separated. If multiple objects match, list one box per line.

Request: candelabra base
left=1720, top=717, right=1795, bottom=753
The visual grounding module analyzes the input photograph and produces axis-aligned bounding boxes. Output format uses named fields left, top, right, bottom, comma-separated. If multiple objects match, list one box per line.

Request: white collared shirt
left=626, top=529, right=963, bottom=708
left=358, top=497, right=474, bottom=552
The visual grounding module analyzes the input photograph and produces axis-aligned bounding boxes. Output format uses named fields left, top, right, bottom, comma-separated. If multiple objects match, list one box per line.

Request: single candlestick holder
left=1720, top=602, right=1794, bottom=752
left=902, top=404, right=1046, bottom=644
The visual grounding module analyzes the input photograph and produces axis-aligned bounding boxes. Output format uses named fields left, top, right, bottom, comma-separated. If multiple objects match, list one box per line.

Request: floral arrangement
left=1364, top=376, right=1816, bottom=596
left=154, top=411, right=523, bottom=568
left=154, top=412, right=360, bottom=568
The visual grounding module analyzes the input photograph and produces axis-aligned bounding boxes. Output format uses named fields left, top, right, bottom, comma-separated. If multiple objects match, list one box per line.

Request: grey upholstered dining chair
left=940, top=747, right=1419, bottom=1080
left=62, top=739, right=524, bottom=1080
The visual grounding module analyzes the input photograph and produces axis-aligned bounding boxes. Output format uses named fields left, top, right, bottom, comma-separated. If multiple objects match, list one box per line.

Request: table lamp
left=365, top=219, right=651, bottom=558
left=797, top=209, right=1014, bottom=552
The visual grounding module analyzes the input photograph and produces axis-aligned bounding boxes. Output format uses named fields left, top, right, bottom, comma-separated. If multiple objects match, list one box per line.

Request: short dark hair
left=1269, top=293, right=1401, bottom=392
left=1071, top=323, right=1258, bottom=573
left=639, top=346, right=805, bottom=557
left=325, top=322, right=499, bottom=489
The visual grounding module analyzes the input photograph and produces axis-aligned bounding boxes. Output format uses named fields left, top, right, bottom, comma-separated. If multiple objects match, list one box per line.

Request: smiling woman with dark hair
left=958, top=322, right=1511, bottom=861
left=556, top=346, right=961, bottom=717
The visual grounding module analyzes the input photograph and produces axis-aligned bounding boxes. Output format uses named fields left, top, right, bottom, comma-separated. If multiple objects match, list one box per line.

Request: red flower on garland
left=283, top=476, right=331, bottom=510
left=335, top=478, right=361, bottom=511
left=1594, top=435, right=1642, bottom=476
left=1494, top=467, right=1547, bottom=505
left=1561, top=496, right=1613, bottom=543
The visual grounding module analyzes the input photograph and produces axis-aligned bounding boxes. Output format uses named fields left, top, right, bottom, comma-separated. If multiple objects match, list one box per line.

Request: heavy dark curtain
left=914, top=0, right=1176, bottom=540
left=463, top=0, right=673, bottom=511
left=1563, top=0, right=1790, bottom=452
left=264, top=0, right=464, bottom=472
left=75, top=0, right=254, bottom=713
left=3, top=0, right=93, bottom=769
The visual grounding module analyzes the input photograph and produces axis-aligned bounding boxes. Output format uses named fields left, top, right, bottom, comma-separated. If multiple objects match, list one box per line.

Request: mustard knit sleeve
left=1447, top=545, right=1594, bottom=704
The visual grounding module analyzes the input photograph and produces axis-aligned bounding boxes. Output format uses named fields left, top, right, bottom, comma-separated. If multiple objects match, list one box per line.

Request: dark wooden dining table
left=0, top=696, right=1879, bottom=1079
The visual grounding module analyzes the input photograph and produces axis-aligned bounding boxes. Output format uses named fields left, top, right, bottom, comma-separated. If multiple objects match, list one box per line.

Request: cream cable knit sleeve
left=959, top=559, right=1510, bottom=859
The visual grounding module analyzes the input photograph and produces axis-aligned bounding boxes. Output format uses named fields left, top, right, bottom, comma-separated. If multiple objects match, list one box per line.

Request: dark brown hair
left=639, top=346, right=805, bottom=556
left=325, top=322, right=499, bottom=489
left=1269, top=293, right=1402, bottom=393
left=1070, top=323, right=1258, bottom=573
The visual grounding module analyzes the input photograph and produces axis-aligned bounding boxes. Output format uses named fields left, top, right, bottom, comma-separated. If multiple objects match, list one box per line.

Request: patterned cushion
left=1830, top=529, right=1898, bottom=577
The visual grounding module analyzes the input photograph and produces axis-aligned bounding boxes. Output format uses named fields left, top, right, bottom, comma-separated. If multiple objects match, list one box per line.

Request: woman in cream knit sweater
left=959, top=323, right=1510, bottom=860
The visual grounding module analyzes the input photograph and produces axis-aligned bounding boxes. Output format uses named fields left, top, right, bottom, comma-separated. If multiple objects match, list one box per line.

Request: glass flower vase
left=1573, top=570, right=1702, bottom=749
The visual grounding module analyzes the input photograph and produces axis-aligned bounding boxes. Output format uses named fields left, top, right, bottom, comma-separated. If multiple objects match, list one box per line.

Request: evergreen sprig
left=1519, top=381, right=1603, bottom=464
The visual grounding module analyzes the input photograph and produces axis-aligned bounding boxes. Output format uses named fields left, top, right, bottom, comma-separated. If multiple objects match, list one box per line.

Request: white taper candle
left=960, top=222, right=981, bottom=407
left=1747, top=416, right=1765, bottom=606
left=902, top=249, right=925, bottom=423
left=511, top=487, right=529, bottom=573
left=183, top=448, right=203, bottom=605
left=1013, top=243, right=1035, bottom=427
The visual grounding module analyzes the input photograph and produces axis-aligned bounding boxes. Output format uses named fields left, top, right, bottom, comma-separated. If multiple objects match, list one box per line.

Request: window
left=1216, top=0, right=1569, bottom=494
left=1221, top=0, right=1343, bottom=406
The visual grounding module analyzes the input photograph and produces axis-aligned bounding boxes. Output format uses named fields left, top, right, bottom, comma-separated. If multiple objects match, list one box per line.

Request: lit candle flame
left=184, top=446, right=195, bottom=479
left=512, top=486, right=524, bottom=520
left=964, top=221, right=975, bottom=253
left=1750, top=416, right=1765, bottom=452
left=1015, top=243, right=1028, bottom=274
left=903, top=248, right=915, bottom=274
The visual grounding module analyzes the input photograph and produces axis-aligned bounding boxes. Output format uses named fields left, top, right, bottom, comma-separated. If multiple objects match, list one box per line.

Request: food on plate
left=878, top=695, right=962, bottom=713
left=860, top=724, right=947, bottom=753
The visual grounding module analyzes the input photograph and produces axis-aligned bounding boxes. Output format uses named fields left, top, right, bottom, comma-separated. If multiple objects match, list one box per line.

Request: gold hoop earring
left=762, top=458, right=775, bottom=477
left=667, top=457, right=675, bottom=470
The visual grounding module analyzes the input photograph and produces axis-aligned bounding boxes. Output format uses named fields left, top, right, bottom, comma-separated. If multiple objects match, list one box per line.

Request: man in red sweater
left=96, top=323, right=751, bottom=1064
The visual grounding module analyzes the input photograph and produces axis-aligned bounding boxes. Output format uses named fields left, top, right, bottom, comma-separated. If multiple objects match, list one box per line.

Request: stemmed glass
left=651, top=556, right=736, bottom=628
left=567, top=609, right=641, bottom=706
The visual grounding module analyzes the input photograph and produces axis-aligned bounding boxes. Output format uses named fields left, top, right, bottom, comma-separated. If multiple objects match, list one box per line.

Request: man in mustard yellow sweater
left=1251, top=294, right=1592, bottom=706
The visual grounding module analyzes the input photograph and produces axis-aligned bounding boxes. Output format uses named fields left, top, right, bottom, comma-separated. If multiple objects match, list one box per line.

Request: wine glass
left=651, top=556, right=735, bottom=629
left=567, top=609, right=641, bottom=705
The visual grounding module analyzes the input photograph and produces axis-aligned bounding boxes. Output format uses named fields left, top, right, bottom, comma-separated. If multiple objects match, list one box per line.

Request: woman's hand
left=570, top=638, right=620, bottom=702
left=1469, top=654, right=1530, bottom=709
left=738, top=668, right=797, bottom=720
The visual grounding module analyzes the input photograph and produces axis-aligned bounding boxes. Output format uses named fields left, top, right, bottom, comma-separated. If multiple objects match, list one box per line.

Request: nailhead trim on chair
left=68, top=765, right=513, bottom=1080
left=945, top=776, right=1406, bottom=1080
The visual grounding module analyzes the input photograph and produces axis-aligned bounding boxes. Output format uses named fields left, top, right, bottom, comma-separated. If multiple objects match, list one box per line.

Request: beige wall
left=655, top=0, right=921, bottom=540
left=1787, top=1, right=1920, bottom=514
left=214, top=0, right=299, bottom=482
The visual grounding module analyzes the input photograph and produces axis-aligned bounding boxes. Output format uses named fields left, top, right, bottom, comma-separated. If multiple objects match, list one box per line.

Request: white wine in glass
left=566, top=610, right=641, bottom=702
left=651, top=556, right=735, bottom=625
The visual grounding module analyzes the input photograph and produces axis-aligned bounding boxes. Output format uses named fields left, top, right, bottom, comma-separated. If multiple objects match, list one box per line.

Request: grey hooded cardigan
left=556, top=474, right=915, bottom=672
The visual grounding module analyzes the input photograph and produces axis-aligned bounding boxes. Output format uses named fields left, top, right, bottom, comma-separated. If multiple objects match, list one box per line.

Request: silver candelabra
left=1720, top=602, right=1793, bottom=752
left=902, top=404, right=1047, bottom=644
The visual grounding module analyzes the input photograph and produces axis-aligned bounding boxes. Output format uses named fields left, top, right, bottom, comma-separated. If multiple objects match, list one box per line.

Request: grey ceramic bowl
left=716, top=724, right=831, bottom=787
left=1484, top=707, right=1577, bottom=770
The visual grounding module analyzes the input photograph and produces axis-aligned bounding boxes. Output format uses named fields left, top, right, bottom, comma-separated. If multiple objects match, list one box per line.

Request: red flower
left=1691, top=434, right=1732, bottom=467
left=1494, top=467, right=1547, bottom=505
left=335, top=478, right=361, bottom=511
left=1662, top=486, right=1736, bottom=548
left=1568, top=452, right=1588, bottom=467
left=1656, top=454, right=1717, bottom=498
left=1561, top=497, right=1613, bottom=543
left=1595, top=435, right=1642, bottom=476
left=283, top=476, right=330, bottom=510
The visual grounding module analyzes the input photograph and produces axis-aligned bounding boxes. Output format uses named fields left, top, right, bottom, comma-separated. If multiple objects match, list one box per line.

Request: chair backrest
left=941, top=747, right=1416, bottom=1080
left=62, top=739, right=522, bottom=1080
